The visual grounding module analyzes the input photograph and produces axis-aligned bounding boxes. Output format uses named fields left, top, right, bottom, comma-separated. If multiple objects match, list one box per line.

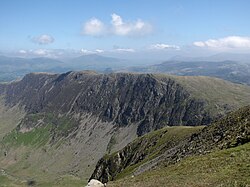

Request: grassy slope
left=108, top=142, right=250, bottom=187
left=0, top=97, right=25, bottom=140
left=0, top=113, right=87, bottom=187
left=0, top=176, right=26, bottom=187
left=0, top=111, right=115, bottom=186
left=114, top=126, right=204, bottom=180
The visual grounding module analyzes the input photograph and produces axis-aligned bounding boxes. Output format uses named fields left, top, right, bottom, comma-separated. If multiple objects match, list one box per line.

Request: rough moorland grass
left=114, top=126, right=204, bottom=180
left=109, top=142, right=250, bottom=187
left=2, top=112, right=77, bottom=148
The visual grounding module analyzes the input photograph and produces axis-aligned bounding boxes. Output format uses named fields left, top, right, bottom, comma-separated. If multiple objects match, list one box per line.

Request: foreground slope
left=90, top=126, right=204, bottom=182
left=91, top=106, right=250, bottom=184
left=108, top=142, right=250, bottom=187
left=0, top=72, right=250, bottom=184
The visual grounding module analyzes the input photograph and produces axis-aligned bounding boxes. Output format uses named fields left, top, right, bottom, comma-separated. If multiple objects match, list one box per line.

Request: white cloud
left=19, top=50, right=27, bottom=54
left=150, top=43, right=180, bottom=50
left=82, top=13, right=152, bottom=36
left=95, top=49, right=104, bottom=53
left=115, top=48, right=135, bottom=52
left=80, top=49, right=105, bottom=55
left=32, top=34, right=55, bottom=45
left=111, top=13, right=152, bottom=36
left=83, top=18, right=106, bottom=36
left=193, top=41, right=205, bottom=47
left=80, top=49, right=95, bottom=55
left=193, top=36, right=250, bottom=49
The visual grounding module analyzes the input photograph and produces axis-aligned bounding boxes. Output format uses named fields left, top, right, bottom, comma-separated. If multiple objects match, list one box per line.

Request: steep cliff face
left=91, top=106, right=250, bottom=183
left=0, top=71, right=213, bottom=136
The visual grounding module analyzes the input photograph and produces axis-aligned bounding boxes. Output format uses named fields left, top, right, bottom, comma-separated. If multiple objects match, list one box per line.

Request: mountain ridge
left=1, top=71, right=250, bottom=135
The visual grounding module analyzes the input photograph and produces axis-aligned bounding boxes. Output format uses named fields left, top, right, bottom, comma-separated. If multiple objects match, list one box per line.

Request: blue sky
left=1, top=0, right=250, bottom=58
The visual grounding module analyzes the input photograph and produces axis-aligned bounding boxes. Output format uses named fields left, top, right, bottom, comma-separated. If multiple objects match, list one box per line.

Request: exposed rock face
left=0, top=71, right=212, bottom=136
left=91, top=106, right=250, bottom=183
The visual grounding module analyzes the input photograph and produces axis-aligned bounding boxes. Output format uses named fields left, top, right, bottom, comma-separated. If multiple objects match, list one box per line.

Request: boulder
left=86, top=179, right=105, bottom=187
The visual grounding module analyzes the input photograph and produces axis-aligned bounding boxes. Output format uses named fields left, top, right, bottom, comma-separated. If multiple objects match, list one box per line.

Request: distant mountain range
left=0, top=55, right=66, bottom=81
left=122, top=60, right=250, bottom=86
left=1, top=53, right=250, bottom=86
left=170, top=53, right=250, bottom=62
left=0, top=54, right=128, bottom=82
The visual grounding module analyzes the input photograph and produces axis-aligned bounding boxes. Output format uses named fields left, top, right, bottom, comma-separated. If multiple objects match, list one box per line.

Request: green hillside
left=109, top=142, right=250, bottom=187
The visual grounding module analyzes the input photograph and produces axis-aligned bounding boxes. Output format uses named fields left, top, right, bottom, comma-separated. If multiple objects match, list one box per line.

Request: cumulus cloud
left=111, top=13, right=152, bottom=36
left=193, top=36, right=250, bottom=49
left=83, top=18, right=106, bottom=36
left=150, top=43, right=180, bottom=50
left=82, top=13, right=152, bottom=36
left=32, top=34, right=55, bottom=45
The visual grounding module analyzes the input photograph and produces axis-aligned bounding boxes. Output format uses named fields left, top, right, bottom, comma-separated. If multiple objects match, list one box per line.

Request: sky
left=1, top=0, right=250, bottom=59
